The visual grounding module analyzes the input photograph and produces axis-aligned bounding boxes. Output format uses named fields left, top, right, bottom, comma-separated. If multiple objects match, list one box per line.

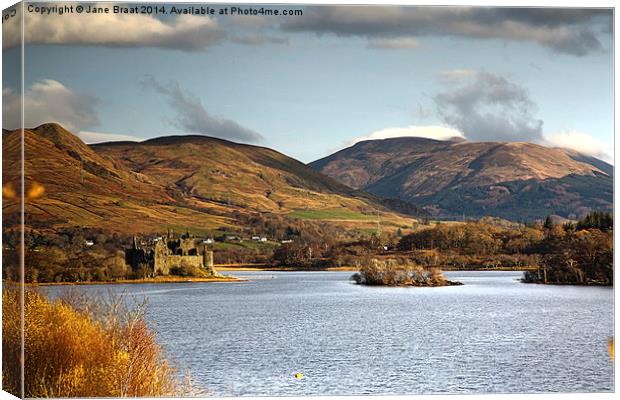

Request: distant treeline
left=272, top=212, right=613, bottom=286
left=3, top=228, right=135, bottom=283
left=2, top=211, right=350, bottom=283
left=3, top=212, right=354, bottom=282
left=3, top=212, right=612, bottom=285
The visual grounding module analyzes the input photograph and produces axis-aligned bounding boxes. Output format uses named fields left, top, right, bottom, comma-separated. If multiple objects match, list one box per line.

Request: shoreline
left=216, top=265, right=360, bottom=272
left=354, top=280, right=464, bottom=288
left=217, top=265, right=536, bottom=272
left=520, top=279, right=613, bottom=287
left=17, top=266, right=540, bottom=286
left=28, top=276, right=243, bottom=286
left=15, top=269, right=611, bottom=287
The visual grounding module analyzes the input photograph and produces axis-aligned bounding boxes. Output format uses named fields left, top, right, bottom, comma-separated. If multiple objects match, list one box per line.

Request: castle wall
left=154, top=255, right=203, bottom=275
left=179, top=239, right=197, bottom=256
left=128, top=235, right=213, bottom=276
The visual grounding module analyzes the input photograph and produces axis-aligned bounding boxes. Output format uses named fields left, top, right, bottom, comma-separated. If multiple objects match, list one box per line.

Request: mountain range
left=310, top=137, right=613, bottom=220
left=3, top=123, right=408, bottom=235
left=2, top=124, right=613, bottom=235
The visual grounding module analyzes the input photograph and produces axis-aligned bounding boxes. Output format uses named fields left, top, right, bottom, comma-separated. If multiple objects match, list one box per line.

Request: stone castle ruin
left=126, top=229, right=215, bottom=276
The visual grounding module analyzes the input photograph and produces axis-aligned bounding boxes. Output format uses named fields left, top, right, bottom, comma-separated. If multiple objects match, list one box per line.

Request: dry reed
left=2, top=286, right=195, bottom=397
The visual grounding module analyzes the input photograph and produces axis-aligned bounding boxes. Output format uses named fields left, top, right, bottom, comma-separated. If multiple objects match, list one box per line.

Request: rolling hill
left=310, top=137, right=613, bottom=220
left=3, top=123, right=409, bottom=235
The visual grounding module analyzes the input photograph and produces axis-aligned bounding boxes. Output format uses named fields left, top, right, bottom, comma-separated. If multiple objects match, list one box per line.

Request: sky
left=1, top=3, right=614, bottom=163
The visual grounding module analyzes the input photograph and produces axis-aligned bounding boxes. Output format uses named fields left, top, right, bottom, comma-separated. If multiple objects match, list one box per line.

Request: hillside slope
left=311, top=137, right=613, bottom=220
left=93, top=135, right=373, bottom=213
left=4, top=123, right=408, bottom=234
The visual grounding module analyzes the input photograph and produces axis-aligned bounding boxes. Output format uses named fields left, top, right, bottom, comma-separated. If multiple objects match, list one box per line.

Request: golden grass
left=2, top=285, right=22, bottom=397
left=2, top=287, right=194, bottom=397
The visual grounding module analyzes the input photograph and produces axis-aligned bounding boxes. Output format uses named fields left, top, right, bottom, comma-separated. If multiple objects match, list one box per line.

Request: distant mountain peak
left=310, top=137, right=612, bottom=220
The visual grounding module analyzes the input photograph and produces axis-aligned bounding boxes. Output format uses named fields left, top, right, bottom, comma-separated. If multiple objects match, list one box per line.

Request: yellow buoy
left=295, top=373, right=303, bottom=380
left=609, top=337, right=614, bottom=361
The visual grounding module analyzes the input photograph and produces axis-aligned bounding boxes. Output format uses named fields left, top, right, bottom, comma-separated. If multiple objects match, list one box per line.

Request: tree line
left=3, top=212, right=612, bottom=285
left=272, top=212, right=613, bottom=285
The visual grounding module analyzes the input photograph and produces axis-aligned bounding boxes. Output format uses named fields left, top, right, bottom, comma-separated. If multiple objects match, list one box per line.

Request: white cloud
left=367, top=37, right=420, bottom=49
left=348, top=125, right=464, bottom=146
left=3, top=79, right=98, bottom=132
left=78, top=131, right=143, bottom=144
left=2, top=3, right=222, bottom=51
left=544, top=131, right=613, bottom=164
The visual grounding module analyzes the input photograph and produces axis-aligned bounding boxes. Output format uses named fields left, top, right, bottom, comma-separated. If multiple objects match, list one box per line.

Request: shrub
left=2, top=288, right=189, bottom=397
left=352, top=257, right=459, bottom=287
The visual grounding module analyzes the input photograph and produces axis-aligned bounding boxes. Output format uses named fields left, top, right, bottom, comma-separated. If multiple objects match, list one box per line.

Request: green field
left=288, top=209, right=377, bottom=221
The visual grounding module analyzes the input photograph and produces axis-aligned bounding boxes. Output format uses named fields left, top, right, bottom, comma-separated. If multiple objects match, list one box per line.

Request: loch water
left=47, top=270, right=614, bottom=395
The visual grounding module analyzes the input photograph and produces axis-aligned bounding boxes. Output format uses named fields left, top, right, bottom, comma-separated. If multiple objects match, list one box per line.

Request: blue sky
left=2, top=4, right=614, bottom=163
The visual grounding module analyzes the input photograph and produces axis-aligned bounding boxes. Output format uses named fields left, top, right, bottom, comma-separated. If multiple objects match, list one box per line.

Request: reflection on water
left=45, top=271, right=614, bottom=395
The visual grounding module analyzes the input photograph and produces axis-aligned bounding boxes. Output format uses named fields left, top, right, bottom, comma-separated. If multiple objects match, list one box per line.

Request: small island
left=352, top=258, right=462, bottom=287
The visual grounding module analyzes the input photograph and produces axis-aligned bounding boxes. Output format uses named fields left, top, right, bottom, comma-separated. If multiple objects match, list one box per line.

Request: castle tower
left=203, top=245, right=215, bottom=275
